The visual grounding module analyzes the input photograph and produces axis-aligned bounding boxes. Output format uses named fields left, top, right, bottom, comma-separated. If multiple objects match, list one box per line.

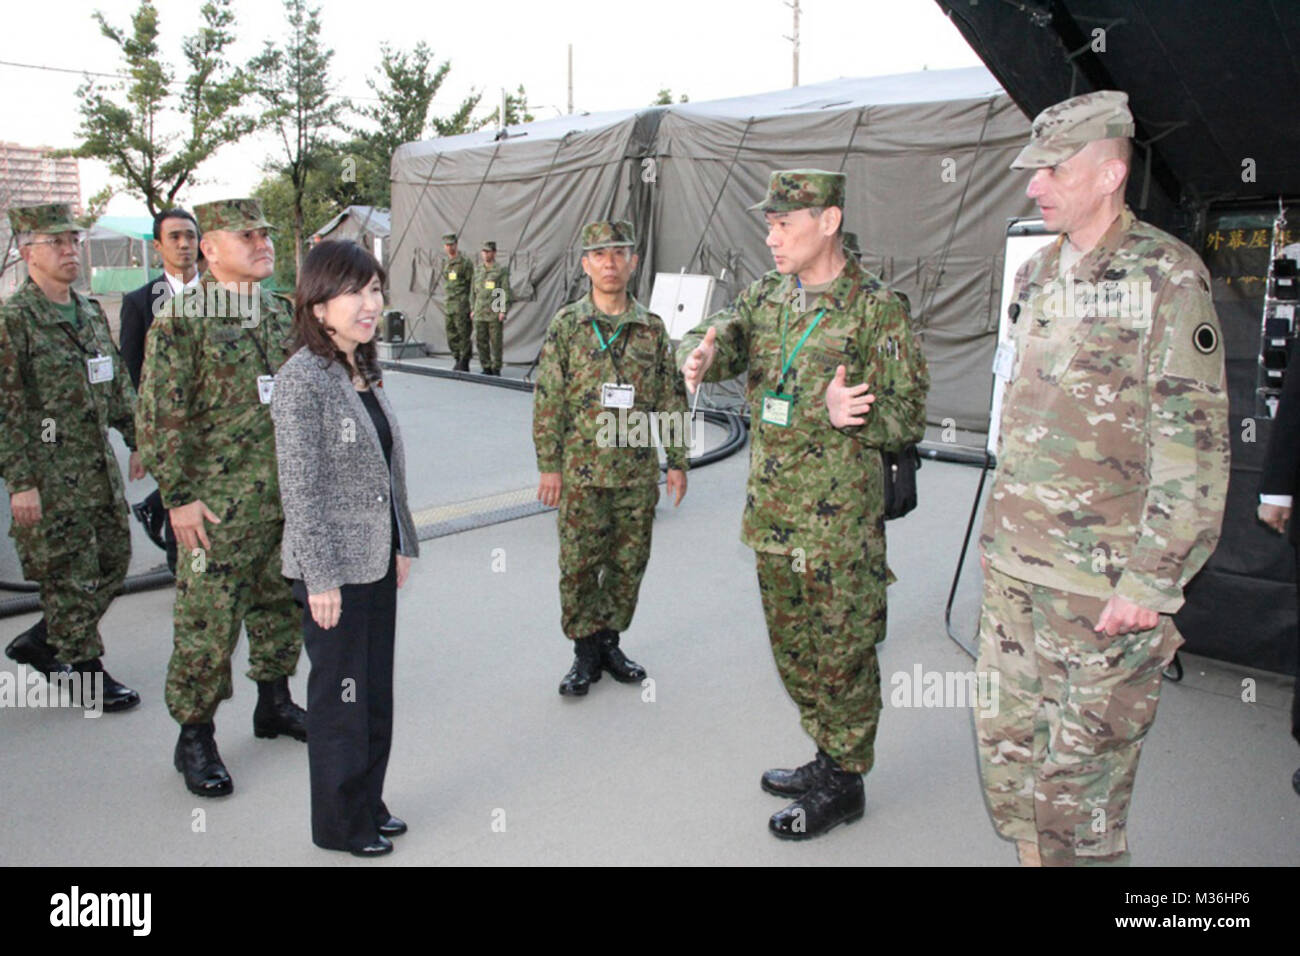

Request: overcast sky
left=1, top=0, right=985, bottom=218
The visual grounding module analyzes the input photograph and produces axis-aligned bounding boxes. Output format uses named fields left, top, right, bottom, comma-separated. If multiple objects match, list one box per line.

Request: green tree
left=250, top=0, right=343, bottom=275
left=483, top=84, right=536, bottom=127
left=651, top=88, right=689, bottom=105
left=344, top=41, right=485, bottom=208
left=63, top=0, right=252, bottom=216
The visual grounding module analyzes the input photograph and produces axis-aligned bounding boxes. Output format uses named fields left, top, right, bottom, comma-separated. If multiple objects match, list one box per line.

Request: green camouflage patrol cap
left=1011, top=90, right=1136, bottom=169
left=581, top=220, right=635, bottom=251
left=8, top=203, right=82, bottom=235
left=193, top=198, right=273, bottom=234
left=442, top=232, right=458, bottom=243
left=482, top=240, right=497, bottom=252
left=749, top=169, right=846, bottom=213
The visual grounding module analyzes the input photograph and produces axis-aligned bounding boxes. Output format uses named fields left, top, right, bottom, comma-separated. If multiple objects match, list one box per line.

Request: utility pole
left=784, top=0, right=800, bottom=87
left=567, top=44, right=573, bottom=114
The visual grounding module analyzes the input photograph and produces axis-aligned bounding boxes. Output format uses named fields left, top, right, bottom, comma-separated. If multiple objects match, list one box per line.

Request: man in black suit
left=121, top=208, right=200, bottom=574
left=1258, top=337, right=1300, bottom=795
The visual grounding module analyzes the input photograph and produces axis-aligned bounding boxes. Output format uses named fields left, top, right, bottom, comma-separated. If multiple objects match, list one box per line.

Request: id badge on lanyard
left=601, top=382, right=635, bottom=408
left=87, top=354, right=114, bottom=384
left=257, top=374, right=275, bottom=404
left=761, top=390, right=793, bottom=427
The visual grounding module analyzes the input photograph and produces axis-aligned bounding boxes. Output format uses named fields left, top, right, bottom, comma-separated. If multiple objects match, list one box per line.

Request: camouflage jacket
left=979, top=208, right=1230, bottom=613
left=677, top=255, right=929, bottom=561
left=534, top=293, right=689, bottom=486
left=0, top=280, right=136, bottom=512
left=135, top=273, right=296, bottom=528
left=472, top=262, right=511, bottom=318
left=443, top=253, right=473, bottom=306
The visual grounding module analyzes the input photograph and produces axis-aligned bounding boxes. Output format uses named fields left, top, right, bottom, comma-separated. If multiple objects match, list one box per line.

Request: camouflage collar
left=18, top=278, right=88, bottom=325
left=579, top=292, right=649, bottom=326
left=1054, top=206, right=1137, bottom=282
left=778, top=254, right=872, bottom=313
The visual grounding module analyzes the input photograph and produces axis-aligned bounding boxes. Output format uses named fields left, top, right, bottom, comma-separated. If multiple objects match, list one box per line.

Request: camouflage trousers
left=166, top=520, right=302, bottom=724
left=10, top=502, right=129, bottom=663
left=558, top=483, right=658, bottom=640
left=475, top=319, right=503, bottom=373
left=755, top=549, right=887, bottom=775
left=445, top=298, right=472, bottom=362
left=975, top=565, right=1180, bottom=866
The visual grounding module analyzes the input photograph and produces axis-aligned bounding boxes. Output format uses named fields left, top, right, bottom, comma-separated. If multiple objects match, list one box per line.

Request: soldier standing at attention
left=679, top=171, right=929, bottom=840
left=533, top=220, right=688, bottom=697
left=441, top=231, right=474, bottom=371
left=136, top=198, right=308, bottom=798
left=472, top=240, right=511, bottom=376
left=0, top=204, right=142, bottom=710
left=976, top=92, right=1230, bottom=866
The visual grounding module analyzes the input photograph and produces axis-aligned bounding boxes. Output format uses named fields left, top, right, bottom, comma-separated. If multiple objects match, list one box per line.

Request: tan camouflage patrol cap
left=442, top=232, right=458, bottom=243
left=749, top=169, right=846, bottom=213
left=8, top=203, right=82, bottom=235
left=1011, top=90, right=1136, bottom=169
left=194, top=198, right=273, bottom=234
left=482, top=240, right=497, bottom=251
left=581, top=220, right=635, bottom=251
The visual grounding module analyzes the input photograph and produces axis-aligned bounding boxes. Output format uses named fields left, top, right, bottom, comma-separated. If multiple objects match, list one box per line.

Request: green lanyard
left=590, top=320, right=625, bottom=351
left=778, top=305, right=826, bottom=391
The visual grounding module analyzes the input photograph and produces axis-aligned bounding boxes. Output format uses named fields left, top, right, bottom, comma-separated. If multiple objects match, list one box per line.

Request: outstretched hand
left=681, top=326, right=717, bottom=395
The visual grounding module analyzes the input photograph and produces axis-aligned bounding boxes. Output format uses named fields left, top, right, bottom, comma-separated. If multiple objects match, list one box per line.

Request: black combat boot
left=761, top=749, right=827, bottom=797
left=597, top=629, right=646, bottom=683
left=768, top=751, right=865, bottom=840
left=558, top=634, right=604, bottom=697
left=174, top=722, right=234, bottom=797
left=69, top=657, right=141, bottom=712
left=5, top=618, right=72, bottom=684
left=253, top=677, right=308, bottom=741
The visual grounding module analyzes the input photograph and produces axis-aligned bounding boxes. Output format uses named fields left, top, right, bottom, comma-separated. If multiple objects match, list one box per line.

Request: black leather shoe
left=70, top=657, right=141, bottom=712
left=377, top=815, right=407, bottom=837
left=5, top=618, right=70, bottom=680
left=558, top=635, right=603, bottom=697
left=597, top=629, right=646, bottom=683
left=761, top=750, right=825, bottom=797
left=174, top=723, right=234, bottom=797
left=253, top=677, right=308, bottom=741
left=350, top=835, right=394, bottom=858
left=768, top=754, right=865, bottom=840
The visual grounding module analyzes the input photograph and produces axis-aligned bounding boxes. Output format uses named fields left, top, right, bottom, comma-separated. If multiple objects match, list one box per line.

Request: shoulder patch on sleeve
left=1163, top=317, right=1223, bottom=382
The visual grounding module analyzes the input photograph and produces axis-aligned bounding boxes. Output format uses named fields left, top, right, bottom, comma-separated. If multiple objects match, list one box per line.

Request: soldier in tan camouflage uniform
left=0, top=203, right=141, bottom=711
left=472, top=240, right=511, bottom=375
left=976, top=92, right=1230, bottom=866
left=136, top=198, right=307, bottom=797
left=678, top=171, right=929, bottom=840
left=533, top=220, right=689, bottom=696
left=441, top=232, right=474, bottom=371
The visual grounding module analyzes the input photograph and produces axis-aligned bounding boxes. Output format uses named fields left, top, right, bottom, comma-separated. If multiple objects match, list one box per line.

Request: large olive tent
left=389, top=66, right=1035, bottom=443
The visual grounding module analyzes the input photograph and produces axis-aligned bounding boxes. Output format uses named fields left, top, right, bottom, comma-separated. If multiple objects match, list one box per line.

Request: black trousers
left=293, top=551, right=398, bottom=851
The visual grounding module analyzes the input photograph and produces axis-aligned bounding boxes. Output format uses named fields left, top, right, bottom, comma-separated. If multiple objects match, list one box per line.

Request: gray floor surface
left=1, top=367, right=1296, bottom=866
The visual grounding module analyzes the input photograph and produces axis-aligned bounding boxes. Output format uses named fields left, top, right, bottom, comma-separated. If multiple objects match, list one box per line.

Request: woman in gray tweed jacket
left=270, top=240, right=419, bottom=859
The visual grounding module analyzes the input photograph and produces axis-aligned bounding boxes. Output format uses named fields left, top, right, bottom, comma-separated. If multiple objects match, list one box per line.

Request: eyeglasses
left=23, top=235, right=83, bottom=251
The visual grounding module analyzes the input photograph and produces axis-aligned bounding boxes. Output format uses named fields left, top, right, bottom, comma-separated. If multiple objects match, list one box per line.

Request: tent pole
left=687, top=116, right=756, bottom=273
left=917, top=96, right=996, bottom=330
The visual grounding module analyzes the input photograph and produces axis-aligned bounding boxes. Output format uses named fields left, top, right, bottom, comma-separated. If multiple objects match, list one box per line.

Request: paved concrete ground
left=1, top=369, right=1295, bottom=866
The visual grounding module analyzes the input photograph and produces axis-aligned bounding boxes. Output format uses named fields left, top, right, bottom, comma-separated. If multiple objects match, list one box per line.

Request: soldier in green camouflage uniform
left=534, top=220, right=689, bottom=696
left=135, top=198, right=307, bottom=798
left=472, top=240, right=511, bottom=375
left=0, top=203, right=141, bottom=711
left=441, top=232, right=474, bottom=371
left=977, top=92, right=1230, bottom=866
left=678, top=170, right=929, bottom=840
